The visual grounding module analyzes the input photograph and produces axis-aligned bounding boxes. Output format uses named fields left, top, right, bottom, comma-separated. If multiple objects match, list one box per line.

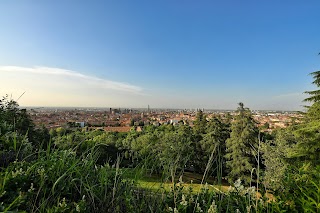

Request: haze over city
left=1, top=1, right=320, bottom=110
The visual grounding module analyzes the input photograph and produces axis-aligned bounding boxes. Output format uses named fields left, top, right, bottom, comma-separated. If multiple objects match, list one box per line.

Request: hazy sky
left=1, top=1, right=319, bottom=110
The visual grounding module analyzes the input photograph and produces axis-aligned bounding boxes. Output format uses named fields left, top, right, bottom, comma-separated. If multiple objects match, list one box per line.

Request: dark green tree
left=157, top=125, right=194, bottom=178
left=261, top=129, right=295, bottom=191
left=304, top=70, right=320, bottom=102
left=225, top=103, right=259, bottom=184
left=200, top=117, right=230, bottom=177
left=194, top=110, right=207, bottom=135
left=0, top=96, right=35, bottom=140
left=192, top=110, right=207, bottom=172
left=288, top=70, right=320, bottom=166
left=0, top=96, right=35, bottom=166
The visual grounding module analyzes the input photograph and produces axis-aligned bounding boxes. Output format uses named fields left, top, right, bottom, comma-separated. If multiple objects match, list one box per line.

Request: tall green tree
left=262, top=69, right=320, bottom=193
left=261, top=69, right=320, bottom=212
left=304, top=70, right=320, bottom=102
left=200, top=117, right=230, bottom=176
left=261, top=129, right=295, bottom=191
left=225, top=103, right=259, bottom=184
left=287, top=70, right=320, bottom=166
left=194, top=110, right=207, bottom=135
left=192, top=110, right=207, bottom=172
left=157, top=125, right=194, bottom=178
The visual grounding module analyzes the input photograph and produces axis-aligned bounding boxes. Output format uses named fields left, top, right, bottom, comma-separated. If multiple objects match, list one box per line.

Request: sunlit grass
left=136, top=180, right=230, bottom=193
left=122, top=169, right=230, bottom=193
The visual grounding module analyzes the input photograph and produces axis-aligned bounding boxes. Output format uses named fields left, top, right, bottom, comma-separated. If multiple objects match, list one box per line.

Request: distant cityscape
left=26, top=106, right=303, bottom=133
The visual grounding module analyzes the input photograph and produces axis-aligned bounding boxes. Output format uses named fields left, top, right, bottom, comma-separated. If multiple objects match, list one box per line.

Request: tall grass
left=0, top=144, right=153, bottom=212
left=0, top=133, right=311, bottom=213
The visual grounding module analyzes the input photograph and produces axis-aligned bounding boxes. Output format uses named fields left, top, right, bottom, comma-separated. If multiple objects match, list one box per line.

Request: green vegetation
left=1, top=71, right=319, bottom=212
left=225, top=102, right=259, bottom=185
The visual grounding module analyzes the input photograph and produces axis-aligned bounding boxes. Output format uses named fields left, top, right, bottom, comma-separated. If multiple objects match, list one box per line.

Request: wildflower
left=179, top=175, right=183, bottom=183
left=12, top=167, right=24, bottom=177
left=236, top=209, right=241, bottom=213
left=246, top=205, right=251, bottom=213
left=37, top=167, right=45, bottom=176
left=28, top=183, right=35, bottom=192
left=234, top=179, right=241, bottom=188
left=196, top=203, right=203, bottom=212
left=204, top=182, right=209, bottom=190
left=174, top=207, right=179, bottom=213
left=234, top=179, right=244, bottom=192
left=245, top=186, right=256, bottom=198
left=180, top=194, right=188, bottom=206
left=207, top=200, right=217, bottom=213
left=75, top=203, right=80, bottom=212
left=58, top=198, right=67, bottom=208
left=168, top=207, right=173, bottom=211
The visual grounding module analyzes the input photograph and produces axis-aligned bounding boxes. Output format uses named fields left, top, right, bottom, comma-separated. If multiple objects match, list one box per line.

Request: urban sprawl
left=28, top=107, right=303, bottom=133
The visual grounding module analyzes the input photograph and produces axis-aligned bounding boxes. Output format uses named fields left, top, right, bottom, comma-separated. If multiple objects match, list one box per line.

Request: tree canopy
left=304, top=70, right=320, bottom=102
left=225, top=102, right=259, bottom=184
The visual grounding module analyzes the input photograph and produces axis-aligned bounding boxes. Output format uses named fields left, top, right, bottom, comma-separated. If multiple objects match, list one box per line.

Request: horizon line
left=21, top=105, right=303, bottom=112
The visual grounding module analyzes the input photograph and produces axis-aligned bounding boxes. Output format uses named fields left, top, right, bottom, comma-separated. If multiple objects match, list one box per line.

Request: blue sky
left=0, top=1, right=319, bottom=110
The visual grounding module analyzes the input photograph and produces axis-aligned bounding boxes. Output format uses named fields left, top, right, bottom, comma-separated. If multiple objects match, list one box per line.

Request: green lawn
left=122, top=169, right=230, bottom=193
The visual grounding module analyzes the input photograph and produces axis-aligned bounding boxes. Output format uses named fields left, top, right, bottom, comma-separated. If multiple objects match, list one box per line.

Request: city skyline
left=1, top=1, right=320, bottom=110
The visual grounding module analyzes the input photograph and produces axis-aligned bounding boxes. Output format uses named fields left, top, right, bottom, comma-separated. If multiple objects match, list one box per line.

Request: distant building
left=170, top=119, right=180, bottom=125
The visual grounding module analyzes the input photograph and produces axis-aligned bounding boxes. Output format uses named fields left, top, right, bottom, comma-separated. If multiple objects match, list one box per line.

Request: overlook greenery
left=0, top=71, right=319, bottom=212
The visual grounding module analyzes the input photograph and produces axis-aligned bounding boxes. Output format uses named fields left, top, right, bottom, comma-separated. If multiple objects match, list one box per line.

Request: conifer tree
left=194, top=110, right=207, bottom=135
left=192, top=110, right=207, bottom=172
left=200, top=117, right=230, bottom=177
left=225, top=103, right=259, bottom=184
left=304, top=70, right=320, bottom=102
left=288, top=69, right=320, bottom=165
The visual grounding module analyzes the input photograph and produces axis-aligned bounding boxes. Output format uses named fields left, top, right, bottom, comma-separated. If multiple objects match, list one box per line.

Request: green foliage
left=304, top=70, right=320, bottom=102
left=0, top=95, right=50, bottom=157
left=225, top=103, right=259, bottom=185
left=261, top=129, right=293, bottom=191
left=277, top=165, right=320, bottom=212
left=200, top=118, right=230, bottom=177
left=288, top=121, right=320, bottom=165
left=157, top=126, right=194, bottom=178
left=295, top=69, right=320, bottom=166
left=305, top=102, right=320, bottom=121
left=261, top=69, right=320, bottom=211
left=0, top=97, right=35, bottom=166
left=2, top=91, right=320, bottom=212
left=0, top=96, right=36, bottom=142
left=0, top=148, right=146, bottom=212
left=194, top=110, right=207, bottom=135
